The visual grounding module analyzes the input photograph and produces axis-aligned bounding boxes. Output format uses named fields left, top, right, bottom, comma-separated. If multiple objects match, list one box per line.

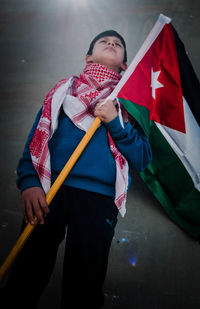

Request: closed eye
left=99, top=39, right=107, bottom=43
left=115, top=41, right=123, bottom=47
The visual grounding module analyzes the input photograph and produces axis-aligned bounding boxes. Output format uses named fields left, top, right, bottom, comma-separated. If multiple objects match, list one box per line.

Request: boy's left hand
left=94, top=99, right=118, bottom=123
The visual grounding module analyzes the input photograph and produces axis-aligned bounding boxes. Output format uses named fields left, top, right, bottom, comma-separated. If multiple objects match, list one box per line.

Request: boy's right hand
left=21, top=187, right=49, bottom=225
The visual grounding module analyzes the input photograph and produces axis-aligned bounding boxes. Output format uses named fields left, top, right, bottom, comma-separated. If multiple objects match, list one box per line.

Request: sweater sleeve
left=16, top=108, right=43, bottom=192
left=105, top=115, right=152, bottom=172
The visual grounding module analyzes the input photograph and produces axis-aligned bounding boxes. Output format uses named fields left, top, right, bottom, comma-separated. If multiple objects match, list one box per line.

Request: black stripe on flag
left=172, top=25, right=200, bottom=126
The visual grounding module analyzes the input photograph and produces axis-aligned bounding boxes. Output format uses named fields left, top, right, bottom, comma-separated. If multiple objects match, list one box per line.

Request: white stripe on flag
left=156, top=97, right=200, bottom=191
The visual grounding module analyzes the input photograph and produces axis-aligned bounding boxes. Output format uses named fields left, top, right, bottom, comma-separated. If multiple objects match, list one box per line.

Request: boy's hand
left=21, top=187, right=49, bottom=225
left=94, top=99, right=118, bottom=123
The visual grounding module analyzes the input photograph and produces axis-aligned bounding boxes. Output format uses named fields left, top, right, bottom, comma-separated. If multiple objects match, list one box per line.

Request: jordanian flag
left=110, top=14, right=200, bottom=239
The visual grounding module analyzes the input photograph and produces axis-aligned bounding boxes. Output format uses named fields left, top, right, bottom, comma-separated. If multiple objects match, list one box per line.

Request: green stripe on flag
left=119, top=98, right=200, bottom=239
left=119, top=98, right=150, bottom=138
left=141, top=123, right=200, bottom=239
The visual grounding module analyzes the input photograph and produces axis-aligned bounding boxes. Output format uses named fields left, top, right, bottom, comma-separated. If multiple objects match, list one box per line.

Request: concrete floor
left=0, top=1, right=200, bottom=308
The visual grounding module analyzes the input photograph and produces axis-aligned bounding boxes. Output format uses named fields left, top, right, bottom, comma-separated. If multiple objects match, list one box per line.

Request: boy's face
left=85, top=36, right=127, bottom=73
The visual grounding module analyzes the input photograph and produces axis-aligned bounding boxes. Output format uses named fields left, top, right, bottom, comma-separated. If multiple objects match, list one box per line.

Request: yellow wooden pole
left=0, top=116, right=101, bottom=281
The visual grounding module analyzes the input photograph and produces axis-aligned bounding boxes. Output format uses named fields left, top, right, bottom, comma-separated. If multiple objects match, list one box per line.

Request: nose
left=108, top=41, right=115, bottom=47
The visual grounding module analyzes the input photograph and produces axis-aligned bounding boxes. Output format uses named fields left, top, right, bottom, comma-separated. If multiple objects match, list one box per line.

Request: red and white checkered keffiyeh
left=30, top=63, right=129, bottom=216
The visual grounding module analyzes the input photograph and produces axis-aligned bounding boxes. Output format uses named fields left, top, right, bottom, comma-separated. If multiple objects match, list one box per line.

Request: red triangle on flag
left=118, top=24, right=186, bottom=133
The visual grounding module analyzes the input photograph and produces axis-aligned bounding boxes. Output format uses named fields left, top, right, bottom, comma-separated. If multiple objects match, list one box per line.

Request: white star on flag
left=151, top=69, right=164, bottom=99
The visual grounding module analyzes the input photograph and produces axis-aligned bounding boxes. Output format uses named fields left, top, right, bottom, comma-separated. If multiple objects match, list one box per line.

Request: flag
left=110, top=14, right=200, bottom=239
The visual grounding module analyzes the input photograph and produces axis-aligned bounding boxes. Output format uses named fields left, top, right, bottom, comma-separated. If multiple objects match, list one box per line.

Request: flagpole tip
left=158, top=14, right=172, bottom=24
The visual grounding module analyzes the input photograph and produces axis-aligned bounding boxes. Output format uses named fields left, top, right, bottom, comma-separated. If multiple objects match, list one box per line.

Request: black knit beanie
left=87, top=30, right=127, bottom=63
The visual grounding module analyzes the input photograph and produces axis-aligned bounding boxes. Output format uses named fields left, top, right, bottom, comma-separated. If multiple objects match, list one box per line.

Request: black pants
left=2, top=186, right=118, bottom=309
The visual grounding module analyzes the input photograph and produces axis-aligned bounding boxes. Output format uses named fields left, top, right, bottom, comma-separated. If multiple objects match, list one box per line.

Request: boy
left=3, top=30, right=152, bottom=308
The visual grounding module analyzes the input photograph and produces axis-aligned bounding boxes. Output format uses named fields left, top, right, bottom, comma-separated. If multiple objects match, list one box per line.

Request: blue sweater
left=16, top=108, right=152, bottom=197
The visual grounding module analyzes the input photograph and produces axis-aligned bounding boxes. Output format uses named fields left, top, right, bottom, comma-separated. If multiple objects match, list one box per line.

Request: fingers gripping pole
left=0, top=117, right=101, bottom=281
